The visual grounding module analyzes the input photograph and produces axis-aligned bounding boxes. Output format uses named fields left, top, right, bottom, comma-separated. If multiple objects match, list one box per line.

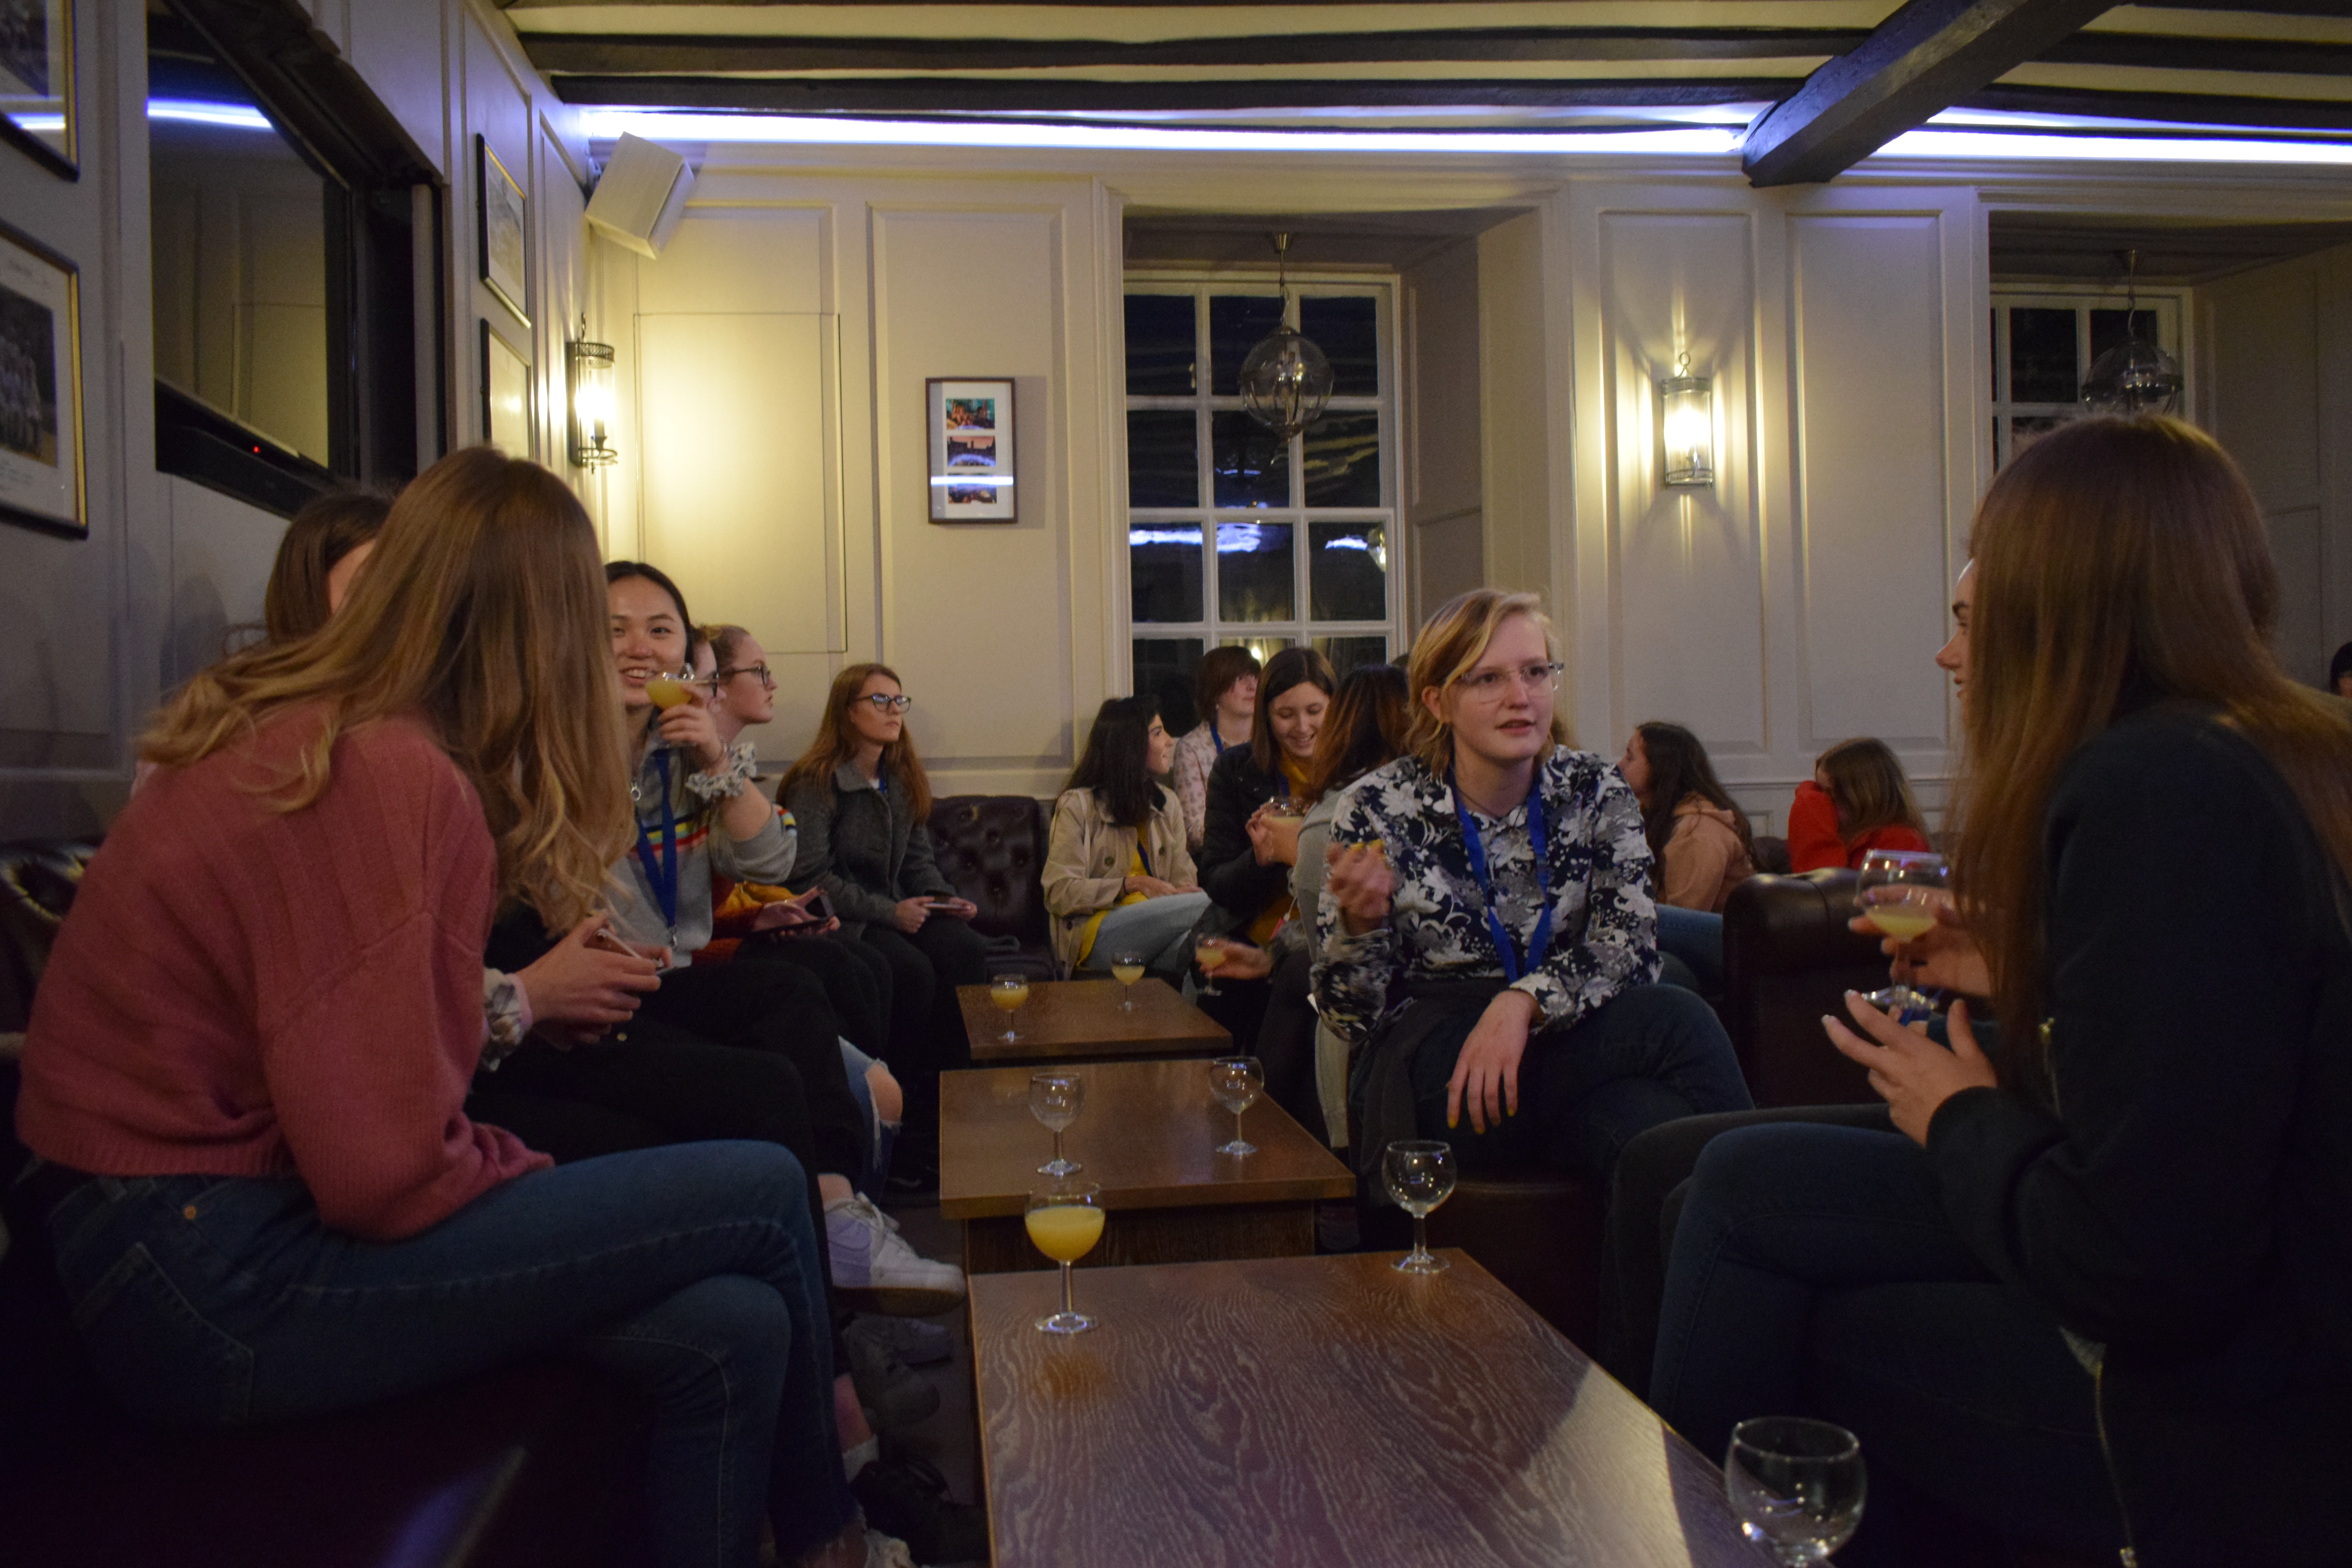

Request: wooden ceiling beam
left=548, top=74, right=1793, bottom=109
left=1741, top=0, right=2116, bottom=185
left=522, top=27, right=1862, bottom=73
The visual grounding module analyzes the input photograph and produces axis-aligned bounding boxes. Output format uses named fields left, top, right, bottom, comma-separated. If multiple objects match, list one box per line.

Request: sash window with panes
left=1991, top=289, right=2186, bottom=467
left=1124, top=282, right=1401, bottom=732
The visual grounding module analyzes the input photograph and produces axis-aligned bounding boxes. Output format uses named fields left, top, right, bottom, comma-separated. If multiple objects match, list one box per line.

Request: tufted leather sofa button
left=926, top=796, right=1056, bottom=980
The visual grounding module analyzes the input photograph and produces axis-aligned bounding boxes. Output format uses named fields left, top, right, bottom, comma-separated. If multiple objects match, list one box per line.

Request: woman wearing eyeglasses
left=1315, top=588, right=1749, bottom=1198
left=782, top=665, right=988, bottom=1170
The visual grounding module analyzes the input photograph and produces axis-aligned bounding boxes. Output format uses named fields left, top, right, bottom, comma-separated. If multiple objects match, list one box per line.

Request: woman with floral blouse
left=1314, top=589, right=1751, bottom=1186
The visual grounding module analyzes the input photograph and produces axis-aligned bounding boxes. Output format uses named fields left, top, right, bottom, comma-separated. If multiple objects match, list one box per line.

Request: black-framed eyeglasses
left=858, top=693, right=914, bottom=713
left=714, top=664, right=776, bottom=690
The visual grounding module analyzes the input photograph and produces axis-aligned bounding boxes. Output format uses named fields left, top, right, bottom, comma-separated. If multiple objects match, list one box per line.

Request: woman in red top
left=15, top=450, right=894, bottom=1568
left=1786, top=736, right=1933, bottom=872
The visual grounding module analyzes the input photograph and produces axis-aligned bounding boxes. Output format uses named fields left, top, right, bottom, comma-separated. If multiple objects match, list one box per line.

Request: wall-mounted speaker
left=585, top=134, right=695, bottom=258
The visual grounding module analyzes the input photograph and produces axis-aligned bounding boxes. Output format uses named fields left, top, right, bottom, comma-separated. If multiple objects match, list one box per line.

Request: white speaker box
left=585, top=134, right=695, bottom=258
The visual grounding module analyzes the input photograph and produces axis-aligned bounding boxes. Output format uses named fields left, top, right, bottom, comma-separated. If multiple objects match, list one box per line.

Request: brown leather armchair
left=926, top=794, right=1056, bottom=980
left=1722, top=868, right=1887, bottom=1107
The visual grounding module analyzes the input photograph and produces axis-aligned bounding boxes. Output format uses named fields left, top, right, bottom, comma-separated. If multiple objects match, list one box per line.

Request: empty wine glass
left=1028, top=1071, right=1083, bottom=1178
left=1209, top=1055, right=1263, bottom=1156
left=991, top=975, right=1030, bottom=1042
left=1382, top=1139, right=1456, bottom=1274
left=1725, top=1417, right=1866, bottom=1565
left=1854, top=850, right=1948, bottom=944
left=1024, top=1184, right=1104, bottom=1334
left=1109, top=950, right=1145, bottom=1010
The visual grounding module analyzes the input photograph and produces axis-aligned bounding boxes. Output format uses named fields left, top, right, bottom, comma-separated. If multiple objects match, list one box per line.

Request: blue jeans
left=43, top=1141, right=857, bottom=1568
left=1406, top=983, right=1753, bottom=1178
left=1078, top=890, right=1211, bottom=978
left=839, top=1039, right=896, bottom=1196
left=1655, top=906, right=1724, bottom=996
left=1648, top=1123, right=2123, bottom=1559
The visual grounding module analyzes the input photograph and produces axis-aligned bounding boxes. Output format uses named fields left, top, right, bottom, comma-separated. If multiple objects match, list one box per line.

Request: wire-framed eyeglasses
left=713, top=664, right=776, bottom=690
left=1454, top=660, right=1564, bottom=700
left=857, top=693, right=914, bottom=713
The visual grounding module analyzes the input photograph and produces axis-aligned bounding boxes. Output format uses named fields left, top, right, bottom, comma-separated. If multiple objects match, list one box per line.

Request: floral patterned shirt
left=1311, top=749, right=1661, bottom=1044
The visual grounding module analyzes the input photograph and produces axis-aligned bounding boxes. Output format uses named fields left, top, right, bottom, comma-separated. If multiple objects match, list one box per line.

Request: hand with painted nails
left=1446, top=987, right=1537, bottom=1136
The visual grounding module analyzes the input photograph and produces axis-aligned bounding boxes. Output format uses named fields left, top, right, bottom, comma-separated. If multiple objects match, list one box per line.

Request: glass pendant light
left=2081, top=250, right=2182, bottom=416
left=1238, top=232, right=1334, bottom=440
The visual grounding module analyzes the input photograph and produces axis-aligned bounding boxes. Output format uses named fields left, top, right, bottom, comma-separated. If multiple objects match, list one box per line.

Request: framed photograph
left=0, top=220, right=83, bottom=537
left=927, top=377, right=1015, bottom=523
left=476, top=133, right=528, bottom=328
left=0, top=0, right=73, bottom=180
left=479, top=320, right=532, bottom=459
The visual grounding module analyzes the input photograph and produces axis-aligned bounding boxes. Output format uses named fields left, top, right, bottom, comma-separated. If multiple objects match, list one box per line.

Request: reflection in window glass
left=1309, top=522, right=1386, bottom=622
left=1127, top=410, right=1198, bottom=507
left=1130, top=524, right=1203, bottom=623
left=1300, top=296, right=1378, bottom=396
left=1209, top=295, right=1283, bottom=397
left=1303, top=410, right=1380, bottom=508
left=1217, top=521, right=1295, bottom=622
left=1212, top=410, right=1288, bottom=509
left=2007, top=307, right=2076, bottom=403
left=1125, top=294, right=1196, bottom=396
left=1221, top=633, right=1296, bottom=666
left=148, top=11, right=333, bottom=465
left=1314, top=635, right=1389, bottom=680
left=1134, top=638, right=1205, bottom=735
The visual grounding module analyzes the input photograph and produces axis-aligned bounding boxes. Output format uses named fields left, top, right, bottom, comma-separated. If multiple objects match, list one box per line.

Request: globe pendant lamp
left=1238, top=232, right=1335, bottom=440
left=2081, top=250, right=2181, bottom=416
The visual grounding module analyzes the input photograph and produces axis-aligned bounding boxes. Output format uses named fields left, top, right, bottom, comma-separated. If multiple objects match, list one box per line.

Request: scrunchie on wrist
left=685, top=739, right=760, bottom=802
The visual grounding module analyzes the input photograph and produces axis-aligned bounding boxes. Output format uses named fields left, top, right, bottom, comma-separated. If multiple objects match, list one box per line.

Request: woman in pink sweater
left=15, top=450, right=893, bottom=1568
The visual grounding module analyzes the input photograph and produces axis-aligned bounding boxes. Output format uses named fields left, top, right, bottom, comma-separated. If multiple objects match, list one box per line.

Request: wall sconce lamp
left=567, top=317, right=618, bottom=468
left=1660, top=353, right=1715, bottom=488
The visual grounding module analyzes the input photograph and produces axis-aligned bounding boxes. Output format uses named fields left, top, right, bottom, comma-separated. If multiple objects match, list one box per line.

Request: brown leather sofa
left=0, top=841, right=652, bottom=1568
left=1722, top=868, right=1887, bottom=1107
left=926, top=794, right=1056, bottom=980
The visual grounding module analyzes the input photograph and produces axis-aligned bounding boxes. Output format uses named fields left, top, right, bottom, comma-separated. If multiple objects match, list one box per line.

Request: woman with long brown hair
left=15, top=449, right=895, bottom=1568
left=1650, top=417, right=2352, bottom=1566
left=1784, top=735, right=1932, bottom=872
left=783, top=663, right=987, bottom=1169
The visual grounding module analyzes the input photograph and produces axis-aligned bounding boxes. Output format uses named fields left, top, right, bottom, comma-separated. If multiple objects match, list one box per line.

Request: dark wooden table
left=958, top=977, right=1229, bottom=1068
left=938, top=1057, right=1354, bottom=1273
left=971, top=1251, right=1773, bottom=1568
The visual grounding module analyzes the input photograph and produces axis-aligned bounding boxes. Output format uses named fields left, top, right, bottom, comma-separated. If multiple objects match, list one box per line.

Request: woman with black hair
left=1617, top=721, right=1755, bottom=913
left=1043, top=697, right=1208, bottom=978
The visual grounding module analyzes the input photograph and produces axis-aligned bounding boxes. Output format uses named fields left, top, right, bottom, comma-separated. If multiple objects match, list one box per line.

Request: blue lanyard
left=1137, top=838, right=1153, bottom=880
left=633, top=750, right=679, bottom=936
left=1449, top=767, right=1553, bottom=983
left=1211, top=728, right=1230, bottom=757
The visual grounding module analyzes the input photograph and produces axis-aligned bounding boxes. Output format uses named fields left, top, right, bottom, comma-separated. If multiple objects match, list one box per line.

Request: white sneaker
left=826, top=1194, right=966, bottom=1316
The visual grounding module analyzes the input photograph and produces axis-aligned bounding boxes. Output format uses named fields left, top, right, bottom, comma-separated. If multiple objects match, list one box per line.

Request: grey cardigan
left=782, top=759, right=956, bottom=939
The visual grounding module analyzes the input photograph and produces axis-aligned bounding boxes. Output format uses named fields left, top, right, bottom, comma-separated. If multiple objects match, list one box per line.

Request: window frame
left=1119, top=270, right=1406, bottom=721
left=1990, top=285, right=2190, bottom=469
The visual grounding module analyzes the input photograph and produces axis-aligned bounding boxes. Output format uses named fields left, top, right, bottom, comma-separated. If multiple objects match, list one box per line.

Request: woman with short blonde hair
left=1314, top=588, right=1749, bottom=1192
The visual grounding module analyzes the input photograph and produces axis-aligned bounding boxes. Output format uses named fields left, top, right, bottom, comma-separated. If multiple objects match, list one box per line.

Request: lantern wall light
left=567, top=317, right=618, bottom=468
left=1660, top=352, right=1715, bottom=488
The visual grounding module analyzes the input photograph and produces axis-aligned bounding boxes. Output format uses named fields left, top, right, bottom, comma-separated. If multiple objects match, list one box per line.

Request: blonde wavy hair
left=1402, top=588, right=1573, bottom=772
left=142, top=447, right=632, bottom=929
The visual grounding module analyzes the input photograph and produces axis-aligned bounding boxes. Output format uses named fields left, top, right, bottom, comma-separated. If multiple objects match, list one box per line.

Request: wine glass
left=643, top=671, right=696, bottom=711
left=1382, top=1139, right=1456, bottom=1274
left=1029, top=1071, right=1083, bottom=1178
left=1724, top=1417, right=1866, bottom=1564
left=1209, top=1056, right=1263, bottom=1156
left=991, top=975, right=1031, bottom=1042
left=1195, top=939, right=1227, bottom=996
left=1109, top=950, right=1145, bottom=1011
left=1855, top=851, right=1949, bottom=1023
left=1024, top=1185, right=1103, bottom=1334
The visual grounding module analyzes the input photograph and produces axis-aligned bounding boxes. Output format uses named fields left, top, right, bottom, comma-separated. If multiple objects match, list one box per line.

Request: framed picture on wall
left=0, top=0, right=74, bottom=180
left=480, top=320, right=532, bottom=459
left=0, top=220, right=83, bottom=537
left=477, top=134, right=529, bottom=328
left=927, top=377, right=1015, bottom=523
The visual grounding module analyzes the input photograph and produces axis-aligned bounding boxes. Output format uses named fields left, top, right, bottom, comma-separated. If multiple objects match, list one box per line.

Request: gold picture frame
left=0, top=217, right=85, bottom=537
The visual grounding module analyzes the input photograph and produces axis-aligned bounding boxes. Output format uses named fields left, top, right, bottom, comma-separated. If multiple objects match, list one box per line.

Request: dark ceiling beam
left=549, top=74, right=1794, bottom=111
left=2043, top=30, right=2352, bottom=74
left=522, top=27, right=1862, bottom=73
left=1960, top=81, right=2352, bottom=129
left=1741, top=0, right=2117, bottom=186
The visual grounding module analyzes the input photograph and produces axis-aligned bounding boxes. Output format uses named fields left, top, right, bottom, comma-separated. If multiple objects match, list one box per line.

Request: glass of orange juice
left=1855, top=850, right=1949, bottom=1027
left=1194, top=938, right=1227, bottom=997
left=643, top=671, right=695, bottom=710
left=1024, top=1184, right=1103, bottom=1334
left=991, top=975, right=1030, bottom=1042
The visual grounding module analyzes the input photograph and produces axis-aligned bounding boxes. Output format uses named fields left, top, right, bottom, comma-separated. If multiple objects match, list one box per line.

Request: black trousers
left=858, top=916, right=988, bottom=1138
left=1253, top=948, right=1326, bottom=1145
left=742, top=932, right=893, bottom=1059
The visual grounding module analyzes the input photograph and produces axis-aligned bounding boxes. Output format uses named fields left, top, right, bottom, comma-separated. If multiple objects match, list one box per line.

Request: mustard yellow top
left=1074, top=846, right=1148, bottom=964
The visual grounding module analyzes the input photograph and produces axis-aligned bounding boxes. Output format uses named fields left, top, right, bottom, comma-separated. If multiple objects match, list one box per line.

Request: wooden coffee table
left=972, top=1251, right=1772, bottom=1568
left=938, top=1057, right=1353, bottom=1273
left=958, top=977, right=1229, bottom=1067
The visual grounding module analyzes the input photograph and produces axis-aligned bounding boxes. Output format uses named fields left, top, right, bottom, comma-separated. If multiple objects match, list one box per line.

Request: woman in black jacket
left=1649, top=416, right=2352, bottom=1567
